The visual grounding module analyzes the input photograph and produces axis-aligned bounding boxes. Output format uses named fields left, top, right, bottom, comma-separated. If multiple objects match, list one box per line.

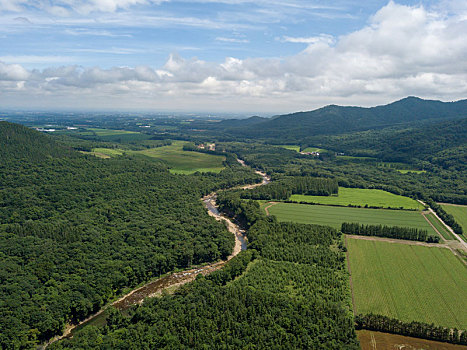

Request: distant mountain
left=221, top=97, right=467, bottom=139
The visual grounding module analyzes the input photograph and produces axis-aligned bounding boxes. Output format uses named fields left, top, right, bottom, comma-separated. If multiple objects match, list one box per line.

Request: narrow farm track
left=418, top=200, right=467, bottom=252
left=263, top=202, right=278, bottom=216
left=421, top=211, right=446, bottom=242
left=43, top=159, right=270, bottom=348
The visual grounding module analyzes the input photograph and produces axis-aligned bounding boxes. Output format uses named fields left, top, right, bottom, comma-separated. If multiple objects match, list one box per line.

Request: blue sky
left=0, top=0, right=466, bottom=113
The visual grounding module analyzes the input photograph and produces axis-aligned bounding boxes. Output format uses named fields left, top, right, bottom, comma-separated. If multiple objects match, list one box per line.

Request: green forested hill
left=303, top=117, right=467, bottom=164
left=217, top=97, right=467, bottom=139
left=0, top=122, right=258, bottom=348
left=0, top=121, right=75, bottom=161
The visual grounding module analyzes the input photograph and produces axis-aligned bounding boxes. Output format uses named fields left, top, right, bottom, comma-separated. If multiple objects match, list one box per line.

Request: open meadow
left=90, top=141, right=226, bottom=174
left=266, top=203, right=438, bottom=236
left=347, top=238, right=467, bottom=329
left=289, top=187, right=423, bottom=210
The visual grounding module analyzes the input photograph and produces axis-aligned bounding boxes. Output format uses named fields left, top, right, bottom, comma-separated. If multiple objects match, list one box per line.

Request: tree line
left=356, top=313, right=467, bottom=345
left=341, top=223, right=439, bottom=243
left=240, top=176, right=338, bottom=200
left=425, top=199, right=463, bottom=234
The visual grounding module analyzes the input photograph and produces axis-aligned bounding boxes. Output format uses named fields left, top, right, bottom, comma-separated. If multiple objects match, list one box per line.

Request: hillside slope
left=222, top=97, right=467, bottom=139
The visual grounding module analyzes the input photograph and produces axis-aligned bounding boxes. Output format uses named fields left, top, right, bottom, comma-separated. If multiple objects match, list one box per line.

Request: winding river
left=43, top=160, right=269, bottom=348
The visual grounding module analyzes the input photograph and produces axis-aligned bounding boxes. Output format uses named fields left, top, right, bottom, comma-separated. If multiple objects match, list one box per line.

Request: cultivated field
left=266, top=203, right=438, bottom=236
left=347, top=238, right=467, bottom=329
left=289, top=187, right=423, bottom=210
left=441, top=204, right=467, bottom=241
left=357, top=330, right=467, bottom=350
left=91, top=141, right=226, bottom=174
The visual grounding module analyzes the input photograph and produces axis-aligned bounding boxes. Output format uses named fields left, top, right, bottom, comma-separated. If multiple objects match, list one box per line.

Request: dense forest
left=51, top=209, right=359, bottom=349
left=0, top=122, right=259, bottom=348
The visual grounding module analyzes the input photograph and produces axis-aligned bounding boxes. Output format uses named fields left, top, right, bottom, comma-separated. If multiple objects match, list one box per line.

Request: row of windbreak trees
left=240, top=176, right=338, bottom=200
left=426, top=199, right=463, bottom=235
left=341, top=223, right=439, bottom=243
left=356, top=314, right=467, bottom=345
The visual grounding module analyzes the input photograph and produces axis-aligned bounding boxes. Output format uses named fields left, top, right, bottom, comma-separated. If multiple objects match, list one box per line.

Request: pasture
left=441, top=204, right=467, bottom=241
left=266, top=203, right=438, bottom=236
left=289, top=187, right=423, bottom=210
left=90, top=141, right=226, bottom=174
left=347, top=238, right=467, bottom=329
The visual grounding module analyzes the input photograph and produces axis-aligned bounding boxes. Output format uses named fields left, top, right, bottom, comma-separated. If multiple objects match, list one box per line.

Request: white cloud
left=0, top=61, right=30, bottom=80
left=1, top=1, right=467, bottom=112
left=215, top=36, right=249, bottom=43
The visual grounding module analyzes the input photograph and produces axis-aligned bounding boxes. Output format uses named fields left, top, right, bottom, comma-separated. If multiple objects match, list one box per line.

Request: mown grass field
left=441, top=204, right=467, bottom=241
left=266, top=203, right=438, bottom=236
left=289, top=187, right=423, bottom=210
left=347, top=238, right=467, bottom=329
left=90, top=141, right=226, bottom=174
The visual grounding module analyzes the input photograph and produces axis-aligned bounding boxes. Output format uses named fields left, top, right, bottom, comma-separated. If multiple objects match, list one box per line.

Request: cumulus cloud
left=1, top=1, right=467, bottom=112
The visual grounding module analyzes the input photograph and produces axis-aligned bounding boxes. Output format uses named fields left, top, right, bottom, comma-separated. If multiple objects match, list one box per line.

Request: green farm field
left=277, top=144, right=300, bottom=152
left=91, top=141, right=226, bottom=174
left=266, top=203, right=438, bottom=236
left=347, top=238, right=467, bottom=329
left=441, top=204, right=467, bottom=241
left=302, top=147, right=326, bottom=153
left=290, top=187, right=423, bottom=210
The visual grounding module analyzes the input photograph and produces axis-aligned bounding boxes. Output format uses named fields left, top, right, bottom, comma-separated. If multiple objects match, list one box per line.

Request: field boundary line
left=421, top=211, right=447, bottom=242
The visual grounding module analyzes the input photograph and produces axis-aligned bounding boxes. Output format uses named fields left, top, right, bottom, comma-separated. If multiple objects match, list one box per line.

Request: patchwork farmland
left=347, top=238, right=467, bottom=329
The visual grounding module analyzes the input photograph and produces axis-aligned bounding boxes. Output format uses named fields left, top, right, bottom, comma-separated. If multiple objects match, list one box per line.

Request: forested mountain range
left=203, top=97, right=467, bottom=139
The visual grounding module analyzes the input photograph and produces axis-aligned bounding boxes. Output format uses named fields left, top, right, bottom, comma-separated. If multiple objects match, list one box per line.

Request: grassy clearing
left=290, top=187, right=423, bottom=210
left=347, top=238, right=467, bottom=329
left=277, top=145, right=300, bottom=152
left=441, top=204, right=467, bottom=241
left=90, top=141, right=225, bottom=174
left=92, top=148, right=125, bottom=156
left=396, top=169, right=427, bottom=174
left=266, top=203, right=437, bottom=236
left=302, top=147, right=326, bottom=153
left=424, top=212, right=456, bottom=240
